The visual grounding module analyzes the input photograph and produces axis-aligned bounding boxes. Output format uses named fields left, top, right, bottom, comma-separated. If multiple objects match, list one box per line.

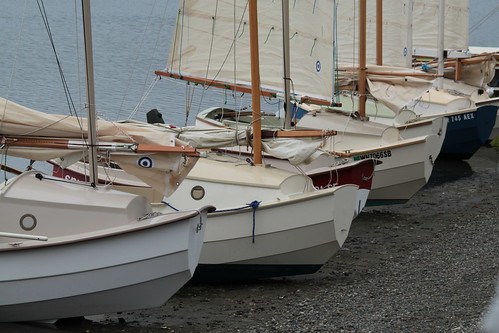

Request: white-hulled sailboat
left=0, top=0, right=212, bottom=322
left=333, top=0, right=497, bottom=158
left=161, top=0, right=445, bottom=206
left=52, top=0, right=360, bottom=282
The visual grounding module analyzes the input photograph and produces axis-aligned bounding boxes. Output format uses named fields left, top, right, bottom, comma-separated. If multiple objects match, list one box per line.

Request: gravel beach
left=2, top=145, right=498, bottom=333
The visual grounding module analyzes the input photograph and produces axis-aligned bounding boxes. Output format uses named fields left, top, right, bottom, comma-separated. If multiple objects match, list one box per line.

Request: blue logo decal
left=316, top=60, right=321, bottom=72
left=138, top=156, right=153, bottom=168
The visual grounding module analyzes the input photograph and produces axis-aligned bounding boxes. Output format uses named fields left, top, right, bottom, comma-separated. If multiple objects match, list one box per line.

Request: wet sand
left=2, top=145, right=498, bottom=333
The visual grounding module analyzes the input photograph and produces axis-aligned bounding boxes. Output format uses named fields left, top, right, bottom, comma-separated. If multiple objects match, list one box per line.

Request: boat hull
left=210, top=152, right=375, bottom=217
left=188, top=184, right=356, bottom=281
left=50, top=159, right=358, bottom=282
left=0, top=172, right=210, bottom=322
left=439, top=105, right=497, bottom=159
left=299, top=113, right=446, bottom=206
left=153, top=159, right=359, bottom=281
left=358, top=136, right=439, bottom=205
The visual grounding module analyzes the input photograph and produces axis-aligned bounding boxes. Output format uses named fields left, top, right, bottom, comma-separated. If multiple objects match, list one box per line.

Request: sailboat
left=0, top=0, right=212, bottom=322
left=162, top=0, right=445, bottom=206
left=333, top=0, right=498, bottom=158
left=52, top=0, right=360, bottom=282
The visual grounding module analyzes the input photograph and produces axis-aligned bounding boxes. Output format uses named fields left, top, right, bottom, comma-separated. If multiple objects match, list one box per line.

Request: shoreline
left=2, top=145, right=498, bottom=332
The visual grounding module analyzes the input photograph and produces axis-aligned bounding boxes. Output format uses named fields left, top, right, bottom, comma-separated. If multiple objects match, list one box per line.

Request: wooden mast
left=358, top=0, right=367, bottom=118
left=376, top=0, right=382, bottom=66
left=81, top=0, right=98, bottom=187
left=249, top=0, right=262, bottom=164
left=282, top=0, right=292, bottom=129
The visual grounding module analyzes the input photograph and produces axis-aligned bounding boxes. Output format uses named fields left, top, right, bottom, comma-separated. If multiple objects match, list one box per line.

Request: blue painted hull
left=439, top=105, right=497, bottom=159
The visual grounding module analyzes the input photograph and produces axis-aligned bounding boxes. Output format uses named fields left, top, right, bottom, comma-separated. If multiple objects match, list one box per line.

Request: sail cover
left=0, top=97, right=196, bottom=197
left=118, top=120, right=330, bottom=166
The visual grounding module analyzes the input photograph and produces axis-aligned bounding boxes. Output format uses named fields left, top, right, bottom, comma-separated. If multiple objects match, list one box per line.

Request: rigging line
left=36, top=1, right=78, bottom=118
left=117, top=0, right=161, bottom=121
left=128, top=76, right=160, bottom=120
left=195, top=0, right=247, bottom=123
left=73, top=0, right=82, bottom=107
left=203, top=0, right=219, bottom=82
left=1, top=145, right=9, bottom=183
left=190, top=0, right=219, bottom=120
left=179, top=0, right=186, bottom=72
left=169, top=2, right=183, bottom=73
left=470, top=3, right=499, bottom=33
left=204, top=1, right=249, bottom=90
left=37, top=0, right=86, bottom=143
left=185, top=82, right=196, bottom=126
left=264, top=26, right=275, bottom=44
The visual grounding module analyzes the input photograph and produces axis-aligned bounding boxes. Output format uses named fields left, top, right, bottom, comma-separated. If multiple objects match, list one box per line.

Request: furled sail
left=337, top=64, right=436, bottom=112
left=118, top=120, right=331, bottom=166
left=0, top=97, right=197, bottom=196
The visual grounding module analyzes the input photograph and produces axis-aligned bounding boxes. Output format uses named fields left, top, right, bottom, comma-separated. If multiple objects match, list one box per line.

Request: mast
left=249, top=0, right=262, bottom=164
left=358, top=0, right=367, bottom=118
left=376, top=0, right=382, bottom=66
left=81, top=0, right=98, bottom=186
left=405, top=0, right=414, bottom=68
left=282, top=0, right=292, bottom=129
left=437, top=0, right=445, bottom=89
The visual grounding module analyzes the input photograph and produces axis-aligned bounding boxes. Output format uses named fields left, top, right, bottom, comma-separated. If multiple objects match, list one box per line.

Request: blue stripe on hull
left=440, top=105, right=497, bottom=159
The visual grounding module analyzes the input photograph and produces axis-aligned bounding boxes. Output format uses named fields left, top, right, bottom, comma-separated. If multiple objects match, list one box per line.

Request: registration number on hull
left=448, top=113, right=474, bottom=122
left=354, top=149, right=392, bottom=161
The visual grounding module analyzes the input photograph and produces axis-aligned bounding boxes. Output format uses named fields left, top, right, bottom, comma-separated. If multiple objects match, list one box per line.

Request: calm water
left=0, top=0, right=221, bottom=125
left=0, top=0, right=497, bottom=171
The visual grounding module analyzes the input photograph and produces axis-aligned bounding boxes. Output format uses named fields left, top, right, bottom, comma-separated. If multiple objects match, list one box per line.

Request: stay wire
left=36, top=0, right=79, bottom=120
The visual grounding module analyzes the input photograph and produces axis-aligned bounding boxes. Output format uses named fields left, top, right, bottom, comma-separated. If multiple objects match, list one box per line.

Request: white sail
left=165, top=1, right=437, bottom=113
left=335, top=0, right=468, bottom=68
left=167, top=0, right=334, bottom=103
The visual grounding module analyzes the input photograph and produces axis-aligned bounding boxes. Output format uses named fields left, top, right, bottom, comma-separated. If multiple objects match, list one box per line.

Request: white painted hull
left=196, top=107, right=446, bottom=205
left=198, top=183, right=356, bottom=265
left=49, top=158, right=357, bottom=280
left=153, top=159, right=358, bottom=280
left=0, top=171, right=211, bottom=322
left=233, top=153, right=375, bottom=216
left=285, top=111, right=446, bottom=205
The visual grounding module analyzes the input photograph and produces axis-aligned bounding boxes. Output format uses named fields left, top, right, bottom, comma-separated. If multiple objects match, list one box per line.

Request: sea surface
left=0, top=0, right=497, bottom=172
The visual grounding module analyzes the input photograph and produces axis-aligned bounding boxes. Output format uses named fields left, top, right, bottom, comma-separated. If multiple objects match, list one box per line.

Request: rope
left=37, top=0, right=80, bottom=121
left=36, top=0, right=87, bottom=147
left=120, top=0, right=168, bottom=121
left=264, top=26, right=274, bottom=44
left=128, top=76, right=160, bottom=120
left=161, top=199, right=261, bottom=243
left=470, top=4, right=499, bottom=33
left=310, top=37, right=317, bottom=56
left=161, top=201, right=179, bottom=211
